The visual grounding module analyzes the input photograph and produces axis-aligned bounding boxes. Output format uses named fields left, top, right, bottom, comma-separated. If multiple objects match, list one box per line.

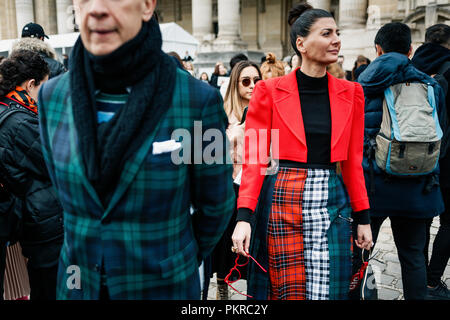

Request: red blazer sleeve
left=340, top=82, right=370, bottom=212
left=237, top=81, right=273, bottom=211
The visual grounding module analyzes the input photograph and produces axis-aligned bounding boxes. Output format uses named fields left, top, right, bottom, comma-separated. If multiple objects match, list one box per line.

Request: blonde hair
left=327, top=62, right=345, bottom=79
left=224, top=61, right=262, bottom=122
left=260, top=52, right=285, bottom=80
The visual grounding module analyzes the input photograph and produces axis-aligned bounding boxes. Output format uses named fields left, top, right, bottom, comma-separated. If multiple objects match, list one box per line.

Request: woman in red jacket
left=231, top=3, right=373, bottom=300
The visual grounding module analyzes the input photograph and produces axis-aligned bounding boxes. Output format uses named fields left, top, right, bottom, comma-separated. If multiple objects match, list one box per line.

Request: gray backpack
left=374, top=82, right=443, bottom=176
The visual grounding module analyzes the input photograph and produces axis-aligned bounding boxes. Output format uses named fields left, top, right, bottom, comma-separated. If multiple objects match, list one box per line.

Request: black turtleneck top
left=296, top=69, right=332, bottom=164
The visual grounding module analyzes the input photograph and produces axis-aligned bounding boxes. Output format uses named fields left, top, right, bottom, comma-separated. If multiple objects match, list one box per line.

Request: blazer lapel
left=273, top=68, right=307, bottom=147
left=328, top=74, right=352, bottom=149
left=102, top=119, right=162, bottom=220
left=66, top=95, right=105, bottom=212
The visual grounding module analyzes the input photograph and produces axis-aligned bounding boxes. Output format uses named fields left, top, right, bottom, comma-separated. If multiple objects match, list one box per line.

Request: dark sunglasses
left=240, top=77, right=261, bottom=87
left=224, top=252, right=267, bottom=298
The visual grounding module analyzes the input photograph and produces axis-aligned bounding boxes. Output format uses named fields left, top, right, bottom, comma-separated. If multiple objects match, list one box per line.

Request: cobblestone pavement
left=207, top=216, right=450, bottom=300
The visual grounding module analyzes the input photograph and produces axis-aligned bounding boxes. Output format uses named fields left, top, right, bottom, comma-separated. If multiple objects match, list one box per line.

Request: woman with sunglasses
left=232, top=3, right=373, bottom=300
left=210, top=60, right=262, bottom=300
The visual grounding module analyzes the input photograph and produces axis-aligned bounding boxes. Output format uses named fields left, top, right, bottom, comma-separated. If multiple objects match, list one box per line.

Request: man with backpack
left=412, top=23, right=450, bottom=299
left=357, top=22, right=448, bottom=300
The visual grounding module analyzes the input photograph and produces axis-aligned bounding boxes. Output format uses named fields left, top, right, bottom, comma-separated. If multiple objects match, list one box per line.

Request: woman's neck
left=300, top=59, right=327, bottom=78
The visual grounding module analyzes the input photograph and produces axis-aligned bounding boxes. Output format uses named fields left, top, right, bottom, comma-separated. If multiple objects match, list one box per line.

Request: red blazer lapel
left=328, top=73, right=352, bottom=149
left=273, top=68, right=307, bottom=147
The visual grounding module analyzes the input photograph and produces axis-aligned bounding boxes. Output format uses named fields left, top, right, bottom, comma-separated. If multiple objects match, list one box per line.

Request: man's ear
left=375, top=44, right=384, bottom=57
left=142, top=0, right=157, bottom=22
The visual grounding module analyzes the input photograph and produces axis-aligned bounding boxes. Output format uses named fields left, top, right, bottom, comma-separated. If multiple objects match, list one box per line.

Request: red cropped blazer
left=237, top=69, right=370, bottom=213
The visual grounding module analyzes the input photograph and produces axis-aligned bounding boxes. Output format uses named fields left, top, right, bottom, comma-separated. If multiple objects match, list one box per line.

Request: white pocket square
left=152, top=140, right=182, bottom=155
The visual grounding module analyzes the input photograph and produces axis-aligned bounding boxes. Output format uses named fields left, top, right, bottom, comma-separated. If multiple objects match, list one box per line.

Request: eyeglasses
left=224, top=252, right=267, bottom=298
left=240, top=77, right=261, bottom=87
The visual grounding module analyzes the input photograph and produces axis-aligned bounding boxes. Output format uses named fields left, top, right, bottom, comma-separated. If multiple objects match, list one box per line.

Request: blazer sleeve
left=38, top=82, right=59, bottom=193
left=340, top=82, right=370, bottom=213
left=237, top=80, right=273, bottom=212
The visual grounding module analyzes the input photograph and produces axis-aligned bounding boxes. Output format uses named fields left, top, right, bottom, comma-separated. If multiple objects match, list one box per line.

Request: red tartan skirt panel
left=267, top=167, right=307, bottom=300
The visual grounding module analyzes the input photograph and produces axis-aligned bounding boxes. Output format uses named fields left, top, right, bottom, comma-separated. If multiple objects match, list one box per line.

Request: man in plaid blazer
left=37, top=0, right=235, bottom=299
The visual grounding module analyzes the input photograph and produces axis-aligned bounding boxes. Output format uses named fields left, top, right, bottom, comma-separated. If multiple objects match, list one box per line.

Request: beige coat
left=226, top=112, right=245, bottom=180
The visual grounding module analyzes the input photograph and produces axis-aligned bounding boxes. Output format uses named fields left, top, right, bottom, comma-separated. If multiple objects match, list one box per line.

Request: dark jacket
left=412, top=42, right=450, bottom=188
left=353, top=64, right=368, bottom=81
left=209, top=73, right=220, bottom=89
left=0, top=99, right=63, bottom=268
left=41, top=55, right=66, bottom=79
left=358, top=52, right=448, bottom=218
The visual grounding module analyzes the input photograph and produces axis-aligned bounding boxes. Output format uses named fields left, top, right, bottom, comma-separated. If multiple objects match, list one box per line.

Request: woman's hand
left=232, top=221, right=252, bottom=256
left=355, top=224, right=373, bottom=251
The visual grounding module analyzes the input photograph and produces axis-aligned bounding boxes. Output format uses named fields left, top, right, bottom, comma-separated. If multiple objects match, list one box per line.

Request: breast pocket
left=147, top=139, right=184, bottom=167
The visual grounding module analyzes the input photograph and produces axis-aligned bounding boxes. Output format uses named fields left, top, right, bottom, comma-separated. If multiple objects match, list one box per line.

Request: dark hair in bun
left=289, top=2, right=333, bottom=55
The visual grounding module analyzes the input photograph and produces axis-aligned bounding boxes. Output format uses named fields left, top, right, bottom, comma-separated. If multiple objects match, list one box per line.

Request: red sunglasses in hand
left=224, top=252, right=267, bottom=299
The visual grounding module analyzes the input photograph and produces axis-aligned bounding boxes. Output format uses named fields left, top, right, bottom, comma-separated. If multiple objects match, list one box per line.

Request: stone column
left=368, top=0, right=398, bottom=27
left=0, top=0, right=18, bottom=40
left=56, top=0, right=74, bottom=34
left=425, top=3, right=438, bottom=29
left=308, top=0, right=331, bottom=11
left=214, top=0, right=247, bottom=50
left=339, top=0, right=368, bottom=29
left=34, top=0, right=58, bottom=36
left=15, top=0, right=34, bottom=36
left=261, top=0, right=283, bottom=59
left=240, top=0, right=259, bottom=51
left=192, top=0, right=214, bottom=44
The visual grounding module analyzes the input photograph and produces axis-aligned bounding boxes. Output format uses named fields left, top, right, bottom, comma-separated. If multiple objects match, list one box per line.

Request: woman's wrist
left=236, top=207, right=255, bottom=225
left=352, top=209, right=370, bottom=225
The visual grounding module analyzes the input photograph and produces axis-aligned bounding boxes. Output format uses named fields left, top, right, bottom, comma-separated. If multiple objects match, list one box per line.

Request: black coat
left=412, top=43, right=450, bottom=188
left=0, top=100, right=63, bottom=268
left=209, top=74, right=220, bottom=89
left=41, top=54, right=66, bottom=79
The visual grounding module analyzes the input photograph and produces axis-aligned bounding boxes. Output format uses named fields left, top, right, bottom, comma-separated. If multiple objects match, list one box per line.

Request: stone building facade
left=157, top=0, right=450, bottom=71
left=0, top=0, right=75, bottom=40
left=0, top=0, right=449, bottom=71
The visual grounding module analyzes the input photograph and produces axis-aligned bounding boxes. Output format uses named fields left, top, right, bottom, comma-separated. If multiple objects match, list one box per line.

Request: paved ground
left=206, top=216, right=450, bottom=300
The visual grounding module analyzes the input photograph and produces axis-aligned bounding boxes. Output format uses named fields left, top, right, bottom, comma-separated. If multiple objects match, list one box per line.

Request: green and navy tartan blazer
left=38, top=69, right=235, bottom=299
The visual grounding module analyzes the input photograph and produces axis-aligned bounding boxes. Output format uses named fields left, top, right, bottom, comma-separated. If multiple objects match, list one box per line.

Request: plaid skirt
left=247, top=165, right=352, bottom=300
left=4, top=243, right=30, bottom=300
